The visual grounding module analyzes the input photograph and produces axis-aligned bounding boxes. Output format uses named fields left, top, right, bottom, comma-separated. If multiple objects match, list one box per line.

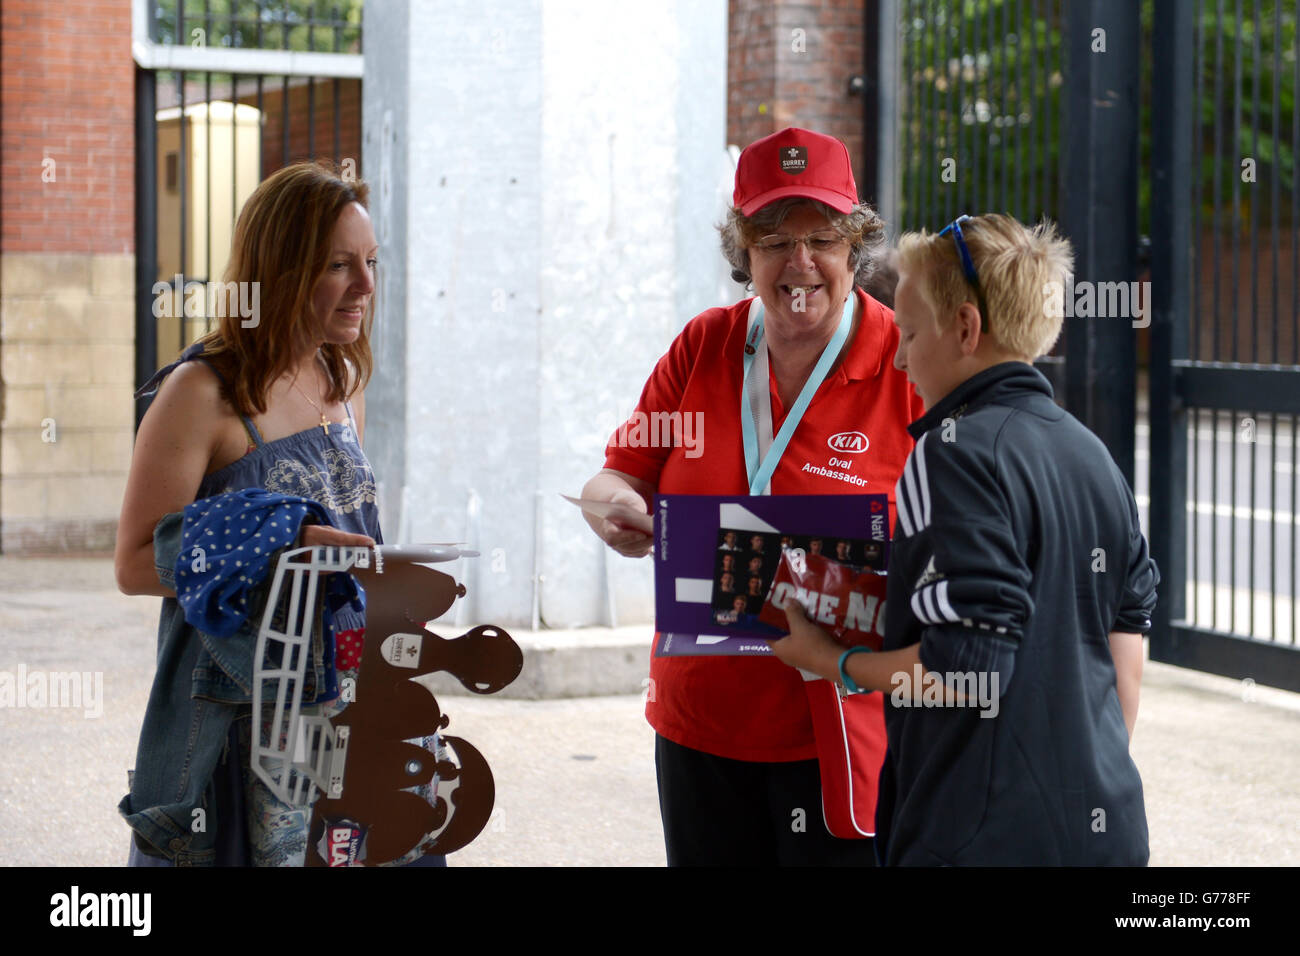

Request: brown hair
left=195, top=160, right=374, bottom=415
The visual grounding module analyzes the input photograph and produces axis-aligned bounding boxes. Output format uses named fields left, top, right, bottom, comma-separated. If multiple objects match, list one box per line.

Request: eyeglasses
left=937, top=215, right=990, bottom=333
left=751, top=231, right=848, bottom=259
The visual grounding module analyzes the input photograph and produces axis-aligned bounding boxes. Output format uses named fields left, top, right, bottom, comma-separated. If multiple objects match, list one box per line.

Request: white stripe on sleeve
left=914, top=432, right=932, bottom=528
left=910, top=588, right=930, bottom=624
left=936, top=579, right=960, bottom=623
left=895, top=473, right=915, bottom=538
left=921, top=584, right=941, bottom=624
left=900, top=453, right=923, bottom=537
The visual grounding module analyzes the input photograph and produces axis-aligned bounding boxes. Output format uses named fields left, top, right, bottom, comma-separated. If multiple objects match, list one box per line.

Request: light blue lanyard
left=741, top=295, right=854, bottom=495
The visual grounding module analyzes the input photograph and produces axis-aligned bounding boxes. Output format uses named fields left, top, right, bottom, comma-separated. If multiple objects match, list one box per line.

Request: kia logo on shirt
left=827, top=431, right=869, bottom=453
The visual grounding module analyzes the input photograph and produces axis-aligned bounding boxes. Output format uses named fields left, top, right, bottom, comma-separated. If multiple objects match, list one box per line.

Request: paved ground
left=2, top=556, right=1298, bottom=866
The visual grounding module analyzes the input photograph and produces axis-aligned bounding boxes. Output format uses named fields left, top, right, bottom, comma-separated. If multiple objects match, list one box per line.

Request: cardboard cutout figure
left=248, top=544, right=522, bottom=866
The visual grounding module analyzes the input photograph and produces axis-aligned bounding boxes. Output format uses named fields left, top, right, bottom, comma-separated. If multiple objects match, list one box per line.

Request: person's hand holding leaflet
left=772, top=601, right=925, bottom=696
left=579, top=470, right=654, bottom=557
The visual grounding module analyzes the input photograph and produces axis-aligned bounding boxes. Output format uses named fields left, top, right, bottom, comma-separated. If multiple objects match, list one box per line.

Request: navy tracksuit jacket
left=875, top=362, right=1159, bottom=865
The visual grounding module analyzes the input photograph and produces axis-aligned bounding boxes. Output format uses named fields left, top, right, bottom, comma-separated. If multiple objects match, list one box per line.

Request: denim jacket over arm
left=118, top=494, right=348, bottom=865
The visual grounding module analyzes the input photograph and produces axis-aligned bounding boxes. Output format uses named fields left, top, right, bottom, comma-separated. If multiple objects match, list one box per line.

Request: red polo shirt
left=605, top=287, right=924, bottom=762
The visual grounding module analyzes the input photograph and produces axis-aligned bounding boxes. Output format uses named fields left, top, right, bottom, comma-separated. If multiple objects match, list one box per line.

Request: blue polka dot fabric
left=175, top=489, right=365, bottom=679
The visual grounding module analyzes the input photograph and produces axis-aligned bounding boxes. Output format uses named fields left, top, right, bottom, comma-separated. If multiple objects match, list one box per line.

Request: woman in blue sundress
left=115, top=160, right=443, bottom=867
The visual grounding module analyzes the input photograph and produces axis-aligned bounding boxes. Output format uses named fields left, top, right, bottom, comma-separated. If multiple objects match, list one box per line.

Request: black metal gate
left=1150, top=0, right=1300, bottom=693
left=133, top=0, right=364, bottom=423
left=894, top=0, right=1072, bottom=395
left=890, top=0, right=1300, bottom=691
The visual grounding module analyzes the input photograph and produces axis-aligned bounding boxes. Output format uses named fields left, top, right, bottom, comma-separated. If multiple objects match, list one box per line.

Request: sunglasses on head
left=937, top=215, right=990, bottom=333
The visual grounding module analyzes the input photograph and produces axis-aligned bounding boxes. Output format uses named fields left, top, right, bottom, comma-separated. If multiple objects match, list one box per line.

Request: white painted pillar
left=364, top=0, right=729, bottom=628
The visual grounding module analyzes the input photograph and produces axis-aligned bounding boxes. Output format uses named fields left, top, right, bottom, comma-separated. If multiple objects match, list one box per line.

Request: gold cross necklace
left=290, top=360, right=333, bottom=435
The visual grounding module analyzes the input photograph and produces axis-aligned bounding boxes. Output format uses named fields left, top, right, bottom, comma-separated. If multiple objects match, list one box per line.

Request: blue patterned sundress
left=130, top=352, right=444, bottom=867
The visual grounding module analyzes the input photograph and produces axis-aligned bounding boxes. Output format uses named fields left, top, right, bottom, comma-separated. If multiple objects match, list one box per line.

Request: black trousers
left=654, top=734, right=878, bottom=866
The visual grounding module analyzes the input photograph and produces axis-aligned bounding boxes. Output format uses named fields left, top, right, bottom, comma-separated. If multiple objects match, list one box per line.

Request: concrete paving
left=1, top=555, right=1298, bottom=866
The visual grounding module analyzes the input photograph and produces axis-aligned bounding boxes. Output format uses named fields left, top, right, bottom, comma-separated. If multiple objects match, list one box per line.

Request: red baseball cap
left=732, top=127, right=858, bottom=216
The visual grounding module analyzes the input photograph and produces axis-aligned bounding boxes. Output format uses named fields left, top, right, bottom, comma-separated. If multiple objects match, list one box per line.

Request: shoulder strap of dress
left=336, top=357, right=360, bottom=435
left=135, top=340, right=264, bottom=448
left=134, top=341, right=206, bottom=399
left=231, top=405, right=264, bottom=449
left=192, top=358, right=264, bottom=448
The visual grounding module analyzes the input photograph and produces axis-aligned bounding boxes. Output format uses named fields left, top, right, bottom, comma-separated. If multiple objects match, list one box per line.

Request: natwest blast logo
left=827, top=431, right=869, bottom=453
left=318, top=818, right=367, bottom=867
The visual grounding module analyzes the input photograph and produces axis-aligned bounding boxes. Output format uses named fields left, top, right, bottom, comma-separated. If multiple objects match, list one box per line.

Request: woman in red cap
left=581, top=127, right=922, bottom=865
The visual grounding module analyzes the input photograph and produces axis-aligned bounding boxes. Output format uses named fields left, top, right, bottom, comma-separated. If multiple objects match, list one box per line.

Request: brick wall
left=162, top=75, right=363, bottom=179
left=0, top=0, right=136, bottom=553
left=728, top=0, right=866, bottom=191
left=249, top=77, right=363, bottom=178
left=0, top=0, right=135, bottom=253
left=1191, top=227, right=1299, bottom=365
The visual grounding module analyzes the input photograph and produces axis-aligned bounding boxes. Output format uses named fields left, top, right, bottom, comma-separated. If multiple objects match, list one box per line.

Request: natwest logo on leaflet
left=317, top=818, right=367, bottom=867
left=827, top=431, right=869, bottom=454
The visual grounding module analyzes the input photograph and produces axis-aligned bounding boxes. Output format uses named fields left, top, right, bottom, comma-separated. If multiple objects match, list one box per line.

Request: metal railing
left=1150, top=0, right=1299, bottom=691
left=893, top=1, right=1073, bottom=405
left=896, top=0, right=1067, bottom=232
left=151, top=0, right=361, bottom=53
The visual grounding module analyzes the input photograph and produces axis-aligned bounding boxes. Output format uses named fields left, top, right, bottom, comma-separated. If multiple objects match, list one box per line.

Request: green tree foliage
left=897, top=0, right=1297, bottom=233
left=1186, top=0, right=1297, bottom=231
left=898, top=0, right=1066, bottom=232
left=152, top=0, right=363, bottom=53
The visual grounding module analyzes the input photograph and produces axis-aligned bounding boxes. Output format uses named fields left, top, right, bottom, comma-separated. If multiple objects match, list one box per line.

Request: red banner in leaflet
left=758, top=550, right=888, bottom=651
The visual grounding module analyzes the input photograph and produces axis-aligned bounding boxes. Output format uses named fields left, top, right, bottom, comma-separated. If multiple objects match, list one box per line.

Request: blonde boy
left=774, top=213, right=1158, bottom=865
